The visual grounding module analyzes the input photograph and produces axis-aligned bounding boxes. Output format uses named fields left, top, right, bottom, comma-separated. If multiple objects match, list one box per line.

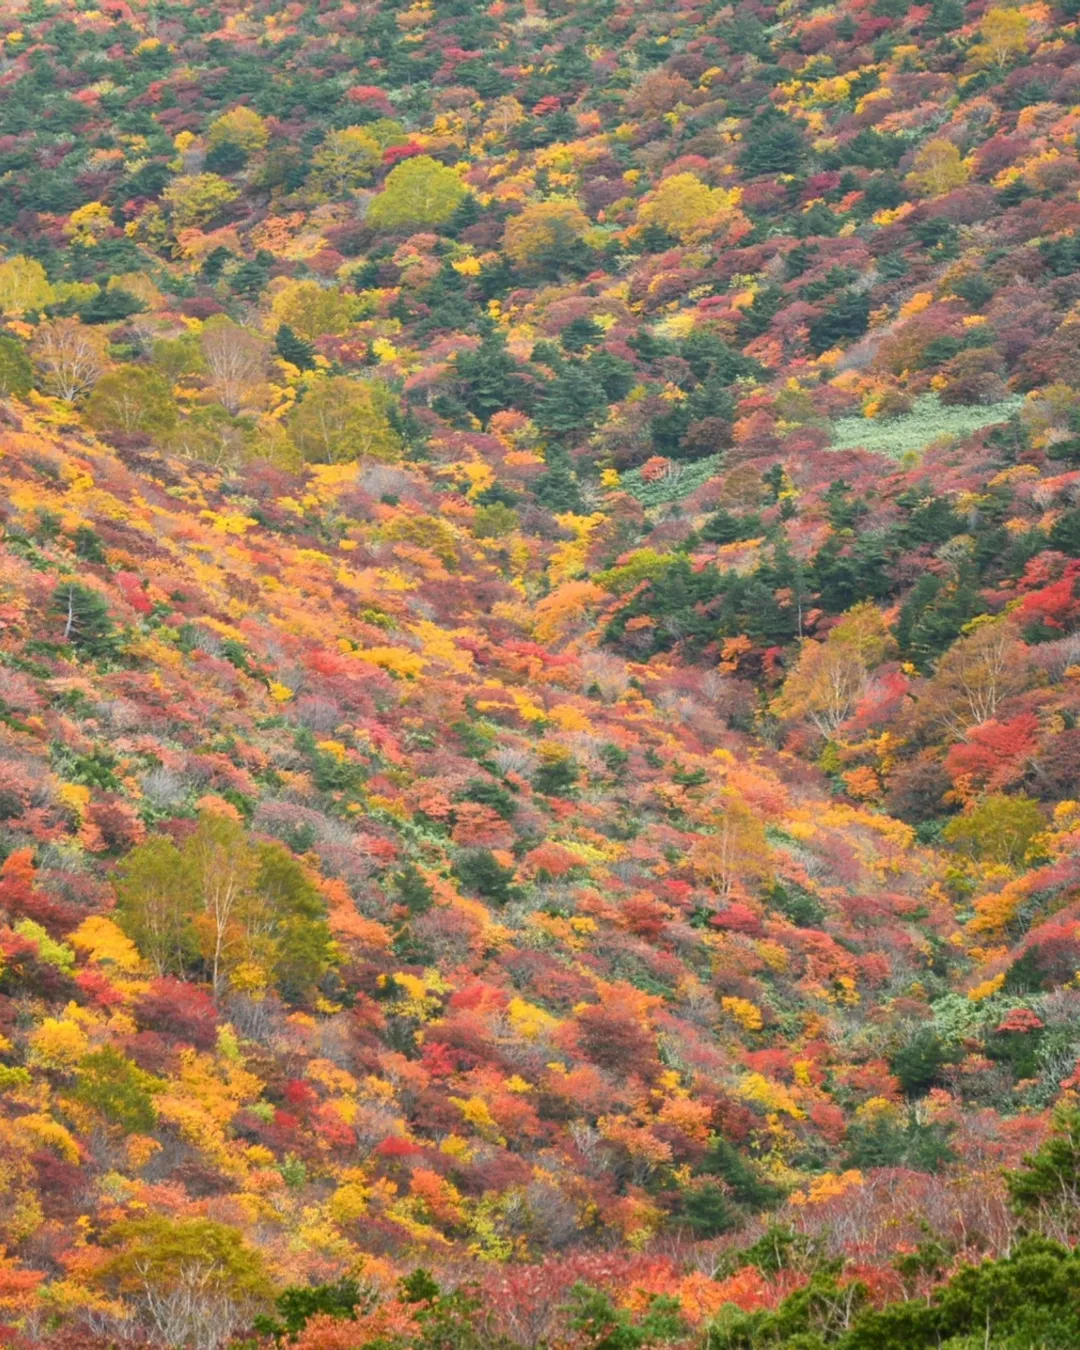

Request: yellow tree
left=638, top=173, right=743, bottom=243
left=773, top=640, right=868, bottom=736
left=906, top=140, right=971, bottom=197
left=484, top=95, right=526, bottom=141
left=0, top=256, right=54, bottom=313
left=309, top=127, right=382, bottom=197
left=206, top=106, right=270, bottom=155
left=970, top=8, right=1030, bottom=67
left=914, top=618, right=1031, bottom=739
left=162, top=173, right=240, bottom=229
left=185, top=811, right=259, bottom=995
left=944, top=793, right=1044, bottom=869
left=503, top=198, right=590, bottom=271
left=432, top=85, right=484, bottom=150
left=65, top=202, right=114, bottom=247
left=288, top=375, right=403, bottom=464
left=533, top=580, right=608, bottom=645
left=772, top=602, right=894, bottom=736
left=689, top=789, right=771, bottom=899
left=114, top=836, right=199, bottom=975
left=269, top=279, right=356, bottom=341
left=84, top=365, right=178, bottom=437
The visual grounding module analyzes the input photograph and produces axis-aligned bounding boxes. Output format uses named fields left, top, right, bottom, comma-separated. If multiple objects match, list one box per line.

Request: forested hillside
left=2, top=0, right=1080, bottom=1345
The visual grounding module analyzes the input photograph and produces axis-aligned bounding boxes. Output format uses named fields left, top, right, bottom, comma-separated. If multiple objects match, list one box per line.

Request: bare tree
left=31, top=318, right=108, bottom=401
left=199, top=316, right=268, bottom=414
left=132, top=1262, right=258, bottom=1349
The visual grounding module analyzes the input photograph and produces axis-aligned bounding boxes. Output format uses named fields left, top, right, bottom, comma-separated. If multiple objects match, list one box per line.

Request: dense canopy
left=2, top=0, right=1080, bottom=1346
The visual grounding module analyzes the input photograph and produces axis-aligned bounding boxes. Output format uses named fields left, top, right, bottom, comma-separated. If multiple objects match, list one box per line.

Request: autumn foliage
left=0, top=0, right=1078, bottom=1344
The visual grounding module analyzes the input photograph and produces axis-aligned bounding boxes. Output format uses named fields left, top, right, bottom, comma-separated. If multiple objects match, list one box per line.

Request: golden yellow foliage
left=638, top=173, right=744, bottom=242
left=503, top=198, right=589, bottom=266
left=906, top=139, right=972, bottom=197
left=69, top=916, right=141, bottom=972
left=506, top=997, right=561, bottom=1040
left=27, top=1018, right=90, bottom=1071
left=736, top=1072, right=805, bottom=1119
left=720, top=996, right=764, bottom=1032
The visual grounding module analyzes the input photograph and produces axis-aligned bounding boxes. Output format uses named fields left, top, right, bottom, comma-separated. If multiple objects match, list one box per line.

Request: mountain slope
left=1, top=0, right=1080, bottom=1345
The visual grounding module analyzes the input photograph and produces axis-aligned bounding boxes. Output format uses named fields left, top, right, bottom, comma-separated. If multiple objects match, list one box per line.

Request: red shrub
left=134, top=978, right=219, bottom=1049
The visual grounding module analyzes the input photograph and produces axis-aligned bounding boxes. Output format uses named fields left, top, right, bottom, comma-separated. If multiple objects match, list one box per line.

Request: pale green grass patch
left=827, top=394, right=1025, bottom=460
left=621, top=454, right=724, bottom=507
